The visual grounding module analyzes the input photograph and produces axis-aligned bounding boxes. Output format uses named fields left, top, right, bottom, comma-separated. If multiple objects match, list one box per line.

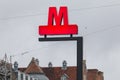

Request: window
left=21, top=74, right=23, bottom=80
left=34, top=78, right=38, bottom=80
left=26, top=76, right=28, bottom=80
left=30, top=77, right=33, bottom=80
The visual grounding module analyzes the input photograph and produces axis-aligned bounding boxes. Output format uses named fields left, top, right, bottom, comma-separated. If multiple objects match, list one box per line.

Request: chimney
left=48, top=62, right=52, bottom=68
left=62, top=60, right=67, bottom=70
left=35, top=59, right=39, bottom=65
left=14, top=61, right=18, bottom=72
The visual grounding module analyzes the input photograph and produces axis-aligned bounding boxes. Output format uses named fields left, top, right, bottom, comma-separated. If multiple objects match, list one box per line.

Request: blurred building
left=0, top=58, right=104, bottom=80
left=18, top=58, right=104, bottom=80
left=87, top=69, right=104, bottom=80
left=18, top=57, right=49, bottom=80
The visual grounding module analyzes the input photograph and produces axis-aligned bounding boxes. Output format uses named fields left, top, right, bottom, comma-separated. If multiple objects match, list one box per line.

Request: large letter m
left=48, top=7, right=68, bottom=25
left=39, top=6, right=78, bottom=36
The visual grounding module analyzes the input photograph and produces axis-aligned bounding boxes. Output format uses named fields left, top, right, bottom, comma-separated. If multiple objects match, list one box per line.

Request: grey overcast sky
left=0, top=0, right=120, bottom=80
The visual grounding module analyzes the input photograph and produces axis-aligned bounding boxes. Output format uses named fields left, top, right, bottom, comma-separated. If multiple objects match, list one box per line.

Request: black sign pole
left=77, top=37, right=83, bottom=80
left=39, top=37, right=83, bottom=80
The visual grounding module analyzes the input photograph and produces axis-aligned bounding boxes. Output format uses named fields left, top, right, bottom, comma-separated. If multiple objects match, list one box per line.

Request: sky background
left=0, top=0, right=120, bottom=80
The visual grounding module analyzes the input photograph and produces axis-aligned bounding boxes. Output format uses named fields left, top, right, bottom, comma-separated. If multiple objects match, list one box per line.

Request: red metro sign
left=39, top=6, right=78, bottom=36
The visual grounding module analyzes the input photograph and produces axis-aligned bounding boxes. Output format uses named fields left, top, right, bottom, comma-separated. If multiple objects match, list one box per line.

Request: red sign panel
left=39, top=6, right=78, bottom=35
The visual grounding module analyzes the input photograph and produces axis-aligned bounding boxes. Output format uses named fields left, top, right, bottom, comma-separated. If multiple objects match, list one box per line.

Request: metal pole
left=10, top=56, right=12, bottom=80
left=77, top=37, right=83, bottom=80
left=5, top=54, right=7, bottom=80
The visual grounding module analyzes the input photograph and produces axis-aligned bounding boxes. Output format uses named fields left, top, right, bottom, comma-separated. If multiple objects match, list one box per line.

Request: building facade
left=18, top=58, right=49, bottom=80
left=18, top=58, right=104, bottom=80
left=87, top=69, right=104, bottom=80
left=0, top=58, right=104, bottom=80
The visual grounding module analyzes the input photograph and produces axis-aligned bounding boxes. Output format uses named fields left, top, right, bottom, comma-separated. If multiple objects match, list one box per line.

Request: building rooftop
left=24, top=57, right=44, bottom=74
